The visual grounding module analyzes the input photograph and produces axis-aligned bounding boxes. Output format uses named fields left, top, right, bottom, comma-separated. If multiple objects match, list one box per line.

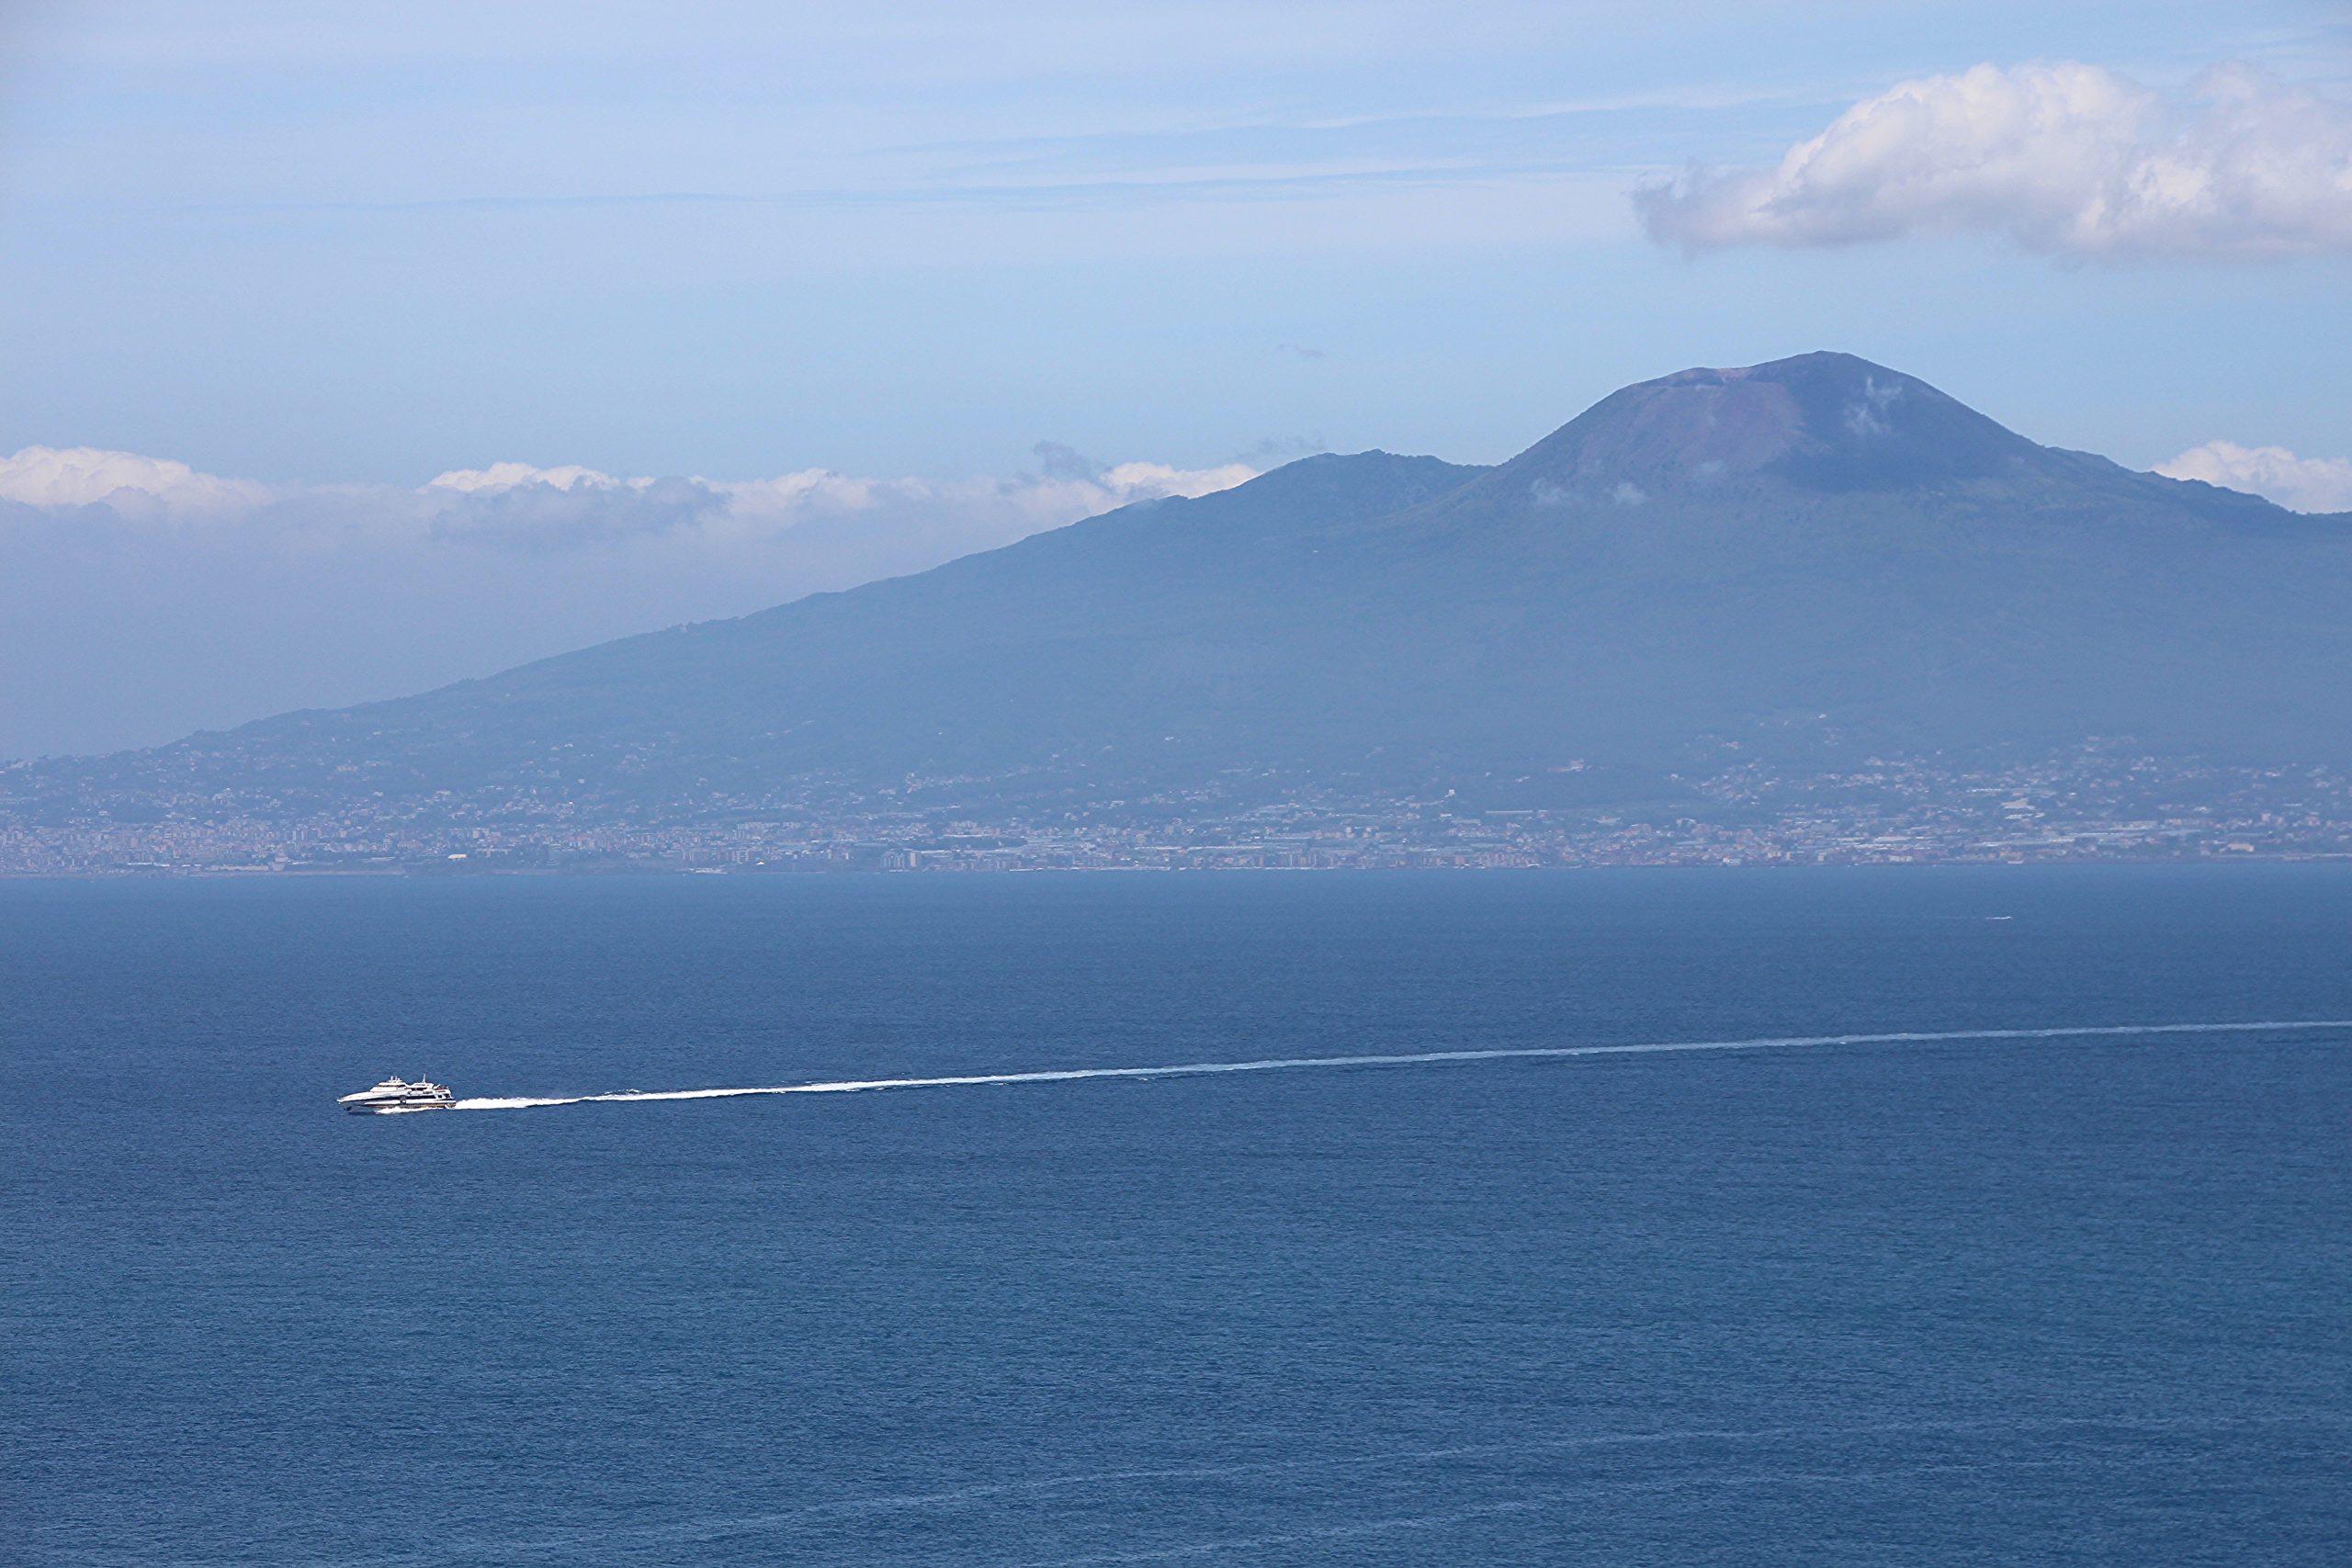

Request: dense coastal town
left=8, top=747, right=2349, bottom=875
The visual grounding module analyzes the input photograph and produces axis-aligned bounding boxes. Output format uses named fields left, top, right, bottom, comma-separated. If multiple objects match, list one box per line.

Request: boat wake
left=447, top=1019, right=2350, bottom=1113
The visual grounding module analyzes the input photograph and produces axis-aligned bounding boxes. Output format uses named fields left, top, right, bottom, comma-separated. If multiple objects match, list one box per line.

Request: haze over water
left=7, top=867, right=2351, bottom=1565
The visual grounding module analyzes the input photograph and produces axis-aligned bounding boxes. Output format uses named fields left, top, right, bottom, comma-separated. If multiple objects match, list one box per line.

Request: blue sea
left=6, top=868, right=2351, bottom=1566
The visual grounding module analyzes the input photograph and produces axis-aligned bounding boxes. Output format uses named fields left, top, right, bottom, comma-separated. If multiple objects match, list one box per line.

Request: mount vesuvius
left=10, top=352, right=2350, bottom=832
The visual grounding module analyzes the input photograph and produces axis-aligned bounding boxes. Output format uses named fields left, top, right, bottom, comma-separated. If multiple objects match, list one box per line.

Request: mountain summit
left=1426, top=351, right=2282, bottom=524
left=1497, top=350, right=2043, bottom=494
left=9, top=354, right=2349, bottom=834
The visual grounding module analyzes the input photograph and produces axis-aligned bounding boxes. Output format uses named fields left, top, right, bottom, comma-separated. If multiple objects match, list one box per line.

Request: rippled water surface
left=6, top=868, right=2350, bottom=1565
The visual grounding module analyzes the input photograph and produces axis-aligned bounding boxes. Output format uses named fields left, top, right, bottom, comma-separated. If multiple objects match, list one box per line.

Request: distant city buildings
left=6, top=746, right=2350, bottom=875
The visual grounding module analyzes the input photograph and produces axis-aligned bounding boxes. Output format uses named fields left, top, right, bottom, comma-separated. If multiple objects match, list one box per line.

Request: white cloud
left=0, top=446, right=274, bottom=517
left=2157, top=441, right=2352, bottom=513
left=0, top=446, right=1259, bottom=547
left=1098, top=459, right=1259, bottom=499
left=0, top=443, right=1262, bottom=756
left=406, top=455, right=1261, bottom=536
left=1635, top=62, right=2352, bottom=261
left=424, top=462, right=637, bottom=493
left=708, top=457, right=1257, bottom=530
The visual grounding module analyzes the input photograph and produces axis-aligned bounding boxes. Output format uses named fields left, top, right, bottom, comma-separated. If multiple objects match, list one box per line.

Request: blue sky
left=2, top=1, right=2348, bottom=754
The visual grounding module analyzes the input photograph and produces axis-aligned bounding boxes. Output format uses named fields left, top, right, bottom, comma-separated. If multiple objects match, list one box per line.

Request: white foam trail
left=447, top=1019, right=2350, bottom=1113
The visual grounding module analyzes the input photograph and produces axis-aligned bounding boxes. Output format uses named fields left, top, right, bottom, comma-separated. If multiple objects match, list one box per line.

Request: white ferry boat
left=339, top=1077, right=457, bottom=1114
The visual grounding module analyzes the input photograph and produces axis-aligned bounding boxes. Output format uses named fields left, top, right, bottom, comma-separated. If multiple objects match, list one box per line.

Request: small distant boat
left=339, top=1077, right=456, bottom=1114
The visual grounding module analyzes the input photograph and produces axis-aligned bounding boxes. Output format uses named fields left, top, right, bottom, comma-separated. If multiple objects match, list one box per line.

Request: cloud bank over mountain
left=0, top=446, right=1257, bottom=759
left=2159, top=441, right=2352, bottom=514
left=0, top=446, right=1256, bottom=543
left=0, top=446, right=276, bottom=518
left=1635, top=62, right=2352, bottom=262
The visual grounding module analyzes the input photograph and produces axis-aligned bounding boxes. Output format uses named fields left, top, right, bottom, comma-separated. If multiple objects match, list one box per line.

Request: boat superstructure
left=339, top=1077, right=457, bottom=1114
